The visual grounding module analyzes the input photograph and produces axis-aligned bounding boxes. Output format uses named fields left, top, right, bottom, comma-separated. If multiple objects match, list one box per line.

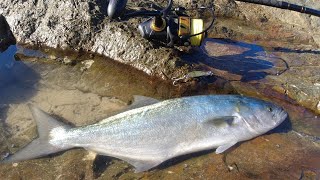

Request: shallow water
left=0, top=43, right=319, bottom=179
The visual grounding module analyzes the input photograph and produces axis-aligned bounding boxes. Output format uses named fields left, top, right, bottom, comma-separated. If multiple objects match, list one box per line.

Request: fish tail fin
left=2, top=104, right=72, bottom=163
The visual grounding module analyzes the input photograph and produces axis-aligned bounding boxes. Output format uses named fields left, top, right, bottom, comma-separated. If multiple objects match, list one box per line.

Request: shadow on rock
left=0, top=15, right=16, bottom=52
left=182, top=38, right=288, bottom=82
left=92, top=155, right=113, bottom=178
left=156, top=149, right=213, bottom=171
left=267, top=116, right=292, bottom=135
left=0, top=45, right=40, bottom=137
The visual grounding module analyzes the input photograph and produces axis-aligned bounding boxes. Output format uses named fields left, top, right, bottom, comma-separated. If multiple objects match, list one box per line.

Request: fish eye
left=267, top=107, right=273, bottom=112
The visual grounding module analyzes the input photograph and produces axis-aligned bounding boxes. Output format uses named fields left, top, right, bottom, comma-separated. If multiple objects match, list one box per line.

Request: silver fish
left=2, top=95, right=287, bottom=172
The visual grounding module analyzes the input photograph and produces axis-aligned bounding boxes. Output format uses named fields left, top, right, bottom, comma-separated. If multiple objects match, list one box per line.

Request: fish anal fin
left=215, top=142, right=237, bottom=154
left=126, top=159, right=163, bottom=173
left=205, top=116, right=236, bottom=127
left=85, top=147, right=163, bottom=173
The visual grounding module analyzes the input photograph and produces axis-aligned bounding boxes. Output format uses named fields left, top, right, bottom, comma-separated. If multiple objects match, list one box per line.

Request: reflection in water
left=0, top=45, right=40, bottom=134
left=0, top=45, right=17, bottom=84
left=0, top=45, right=40, bottom=104
left=0, top=45, right=41, bottom=158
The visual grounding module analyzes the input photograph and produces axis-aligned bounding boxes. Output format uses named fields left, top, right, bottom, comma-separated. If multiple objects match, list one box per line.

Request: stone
left=0, top=14, right=15, bottom=52
left=0, top=0, right=188, bottom=79
left=80, top=59, right=94, bottom=71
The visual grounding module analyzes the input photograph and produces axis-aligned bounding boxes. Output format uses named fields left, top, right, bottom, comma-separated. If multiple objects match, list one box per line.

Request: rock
left=212, top=0, right=320, bottom=47
left=234, top=0, right=320, bottom=46
left=0, top=0, right=188, bottom=79
left=0, top=14, right=16, bottom=52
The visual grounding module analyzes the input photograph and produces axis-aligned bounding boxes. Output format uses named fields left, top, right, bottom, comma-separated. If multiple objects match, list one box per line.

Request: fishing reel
left=106, top=0, right=320, bottom=47
left=106, top=0, right=214, bottom=47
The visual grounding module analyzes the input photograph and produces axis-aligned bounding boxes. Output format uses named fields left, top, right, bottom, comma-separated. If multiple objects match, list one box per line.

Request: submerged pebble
left=80, top=60, right=94, bottom=71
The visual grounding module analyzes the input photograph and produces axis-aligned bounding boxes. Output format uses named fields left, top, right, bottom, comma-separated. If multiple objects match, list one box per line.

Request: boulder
left=0, top=0, right=188, bottom=78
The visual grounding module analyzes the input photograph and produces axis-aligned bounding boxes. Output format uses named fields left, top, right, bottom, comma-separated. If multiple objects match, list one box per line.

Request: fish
left=2, top=95, right=287, bottom=172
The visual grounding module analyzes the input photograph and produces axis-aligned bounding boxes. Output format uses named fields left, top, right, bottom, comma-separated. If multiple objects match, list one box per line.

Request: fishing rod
left=235, top=0, right=320, bottom=17
left=105, top=0, right=320, bottom=47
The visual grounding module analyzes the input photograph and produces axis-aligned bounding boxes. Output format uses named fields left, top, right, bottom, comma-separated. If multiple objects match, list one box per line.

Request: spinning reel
left=106, top=0, right=320, bottom=47
left=106, top=0, right=214, bottom=47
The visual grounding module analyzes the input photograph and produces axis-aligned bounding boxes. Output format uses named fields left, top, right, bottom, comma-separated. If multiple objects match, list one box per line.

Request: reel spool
left=178, top=17, right=205, bottom=46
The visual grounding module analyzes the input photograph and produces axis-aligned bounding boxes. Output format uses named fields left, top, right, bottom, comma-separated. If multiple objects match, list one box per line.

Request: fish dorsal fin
left=98, top=96, right=160, bottom=124
left=127, top=95, right=160, bottom=110
left=215, top=142, right=237, bottom=154
left=205, top=116, right=236, bottom=127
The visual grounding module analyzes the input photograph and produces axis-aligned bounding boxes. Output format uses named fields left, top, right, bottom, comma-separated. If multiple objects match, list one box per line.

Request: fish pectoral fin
left=205, top=116, right=236, bottom=127
left=124, top=158, right=163, bottom=173
left=215, top=142, right=237, bottom=154
left=128, top=95, right=160, bottom=110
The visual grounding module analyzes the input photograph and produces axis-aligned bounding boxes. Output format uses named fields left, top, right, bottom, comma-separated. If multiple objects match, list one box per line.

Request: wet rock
left=193, top=38, right=320, bottom=115
left=300, top=169, right=319, bottom=180
left=0, top=15, right=15, bottom=52
left=180, top=0, right=320, bottom=47
left=0, top=45, right=319, bottom=179
left=233, top=0, right=320, bottom=46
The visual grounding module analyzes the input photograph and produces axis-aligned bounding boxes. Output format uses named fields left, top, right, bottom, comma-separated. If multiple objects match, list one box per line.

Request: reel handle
left=108, top=0, right=128, bottom=19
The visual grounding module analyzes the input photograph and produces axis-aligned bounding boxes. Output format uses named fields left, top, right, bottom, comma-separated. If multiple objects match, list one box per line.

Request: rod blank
left=236, top=0, right=320, bottom=17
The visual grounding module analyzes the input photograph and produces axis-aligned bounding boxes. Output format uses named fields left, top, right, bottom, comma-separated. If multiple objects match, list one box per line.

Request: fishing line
left=199, top=43, right=290, bottom=77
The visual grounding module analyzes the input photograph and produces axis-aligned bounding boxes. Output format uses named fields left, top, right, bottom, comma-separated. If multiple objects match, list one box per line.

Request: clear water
left=0, top=43, right=319, bottom=179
